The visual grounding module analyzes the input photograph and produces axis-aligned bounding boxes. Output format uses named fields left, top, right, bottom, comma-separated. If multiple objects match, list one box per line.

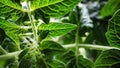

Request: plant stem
left=75, top=27, right=79, bottom=68
left=0, top=46, right=8, bottom=54
left=20, top=26, right=32, bottom=29
left=25, top=1, right=44, bottom=60
left=19, top=33, right=33, bottom=36
left=0, top=50, right=22, bottom=60
left=74, top=7, right=81, bottom=67
left=63, top=44, right=120, bottom=50
left=26, top=1, right=39, bottom=48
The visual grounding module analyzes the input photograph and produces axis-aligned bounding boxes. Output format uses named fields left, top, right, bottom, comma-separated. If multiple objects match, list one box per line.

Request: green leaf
left=106, top=9, right=120, bottom=48
left=36, top=55, right=48, bottom=68
left=19, top=50, right=36, bottom=68
left=94, top=49, right=120, bottom=68
left=39, top=23, right=77, bottom=37
left=0, top=19, right=24, bottom=47
left=0, top=28, right=5, bottom=45
left=39, top=41, right=67, bottom=68
left=34, top=0, right=80, bottom=18
left=40, top=41, right=65, bottom=51
left=101, top=0, right=120, bottom=17
left=40, top=41, right=65, bottom=58
left=1, top=38, right=20, bottom=52
left=0, top=0, right=23, bottom=21
left=67, top=56, right=93, bottom=68
left=59, top=51, right=93, bottom=68
left=19, top=49, right=48, bottom=68
left=39, top=41, right=65, bottom=62
left=48, top=59, right=66, bottom=68
left=4, top=58, right=19, bottom=68
left=19, top=44, right=65, bottom=68
left=38, top=31, right=49, bottom=41
left=31, top=0, right=63, bottom=11
left=19, top=48, right=30, bottom=61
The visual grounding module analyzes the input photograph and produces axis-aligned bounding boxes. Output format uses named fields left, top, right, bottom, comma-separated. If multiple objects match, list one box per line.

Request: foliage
left=101, top=0, right=120, bottom=18
left=94, top=49, right=120, bottom=68
left=105, top=9, right=120, bottom=48
left=0, top=0, right=120, bottom=68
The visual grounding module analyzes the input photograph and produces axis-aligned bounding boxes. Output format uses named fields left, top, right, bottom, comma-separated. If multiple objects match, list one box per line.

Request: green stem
left=75, top=27, right=80, bottom=68
left=0, top=46, right=8, bottom=54
left=26, top=1, right=39, bottom=48
left=0, top=50, right=22, bottom=60
left=19, top=33, right=33, bottom=36
left=25, top=1, right=45, bottom=62
left=63, top=44, right=120, bottom=50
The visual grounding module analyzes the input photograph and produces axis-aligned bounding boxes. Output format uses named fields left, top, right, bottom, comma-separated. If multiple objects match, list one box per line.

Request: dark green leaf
left=38, top=31, right=49, bottom=41
left=39, top=41, right=65, bottom=61
left=59, top=51, right=93, bottom=68
left=19, top=50, right=37, bottom=68
left=19, top=49, right=48, bottom=68
left=34, top=10, right=50, bottom=24
left=106, top=9, right=120, bottom=48
left=18, top=48, right=30, bottom=61
left=94, top=49, right=120, bottom=68
left=40, top=40, right=65, bottom=51
left=67, top=56, right=93, bottom=68
left=101, top=0, right=120, bottom=17
left=48, top=59, right=66, bottom=68
left=1, top=37, right=20, bottom=52
left=38, top=41, right=66, bottom=68
left=36, top=56, right=48, bottom=68
left=0, top=28, right=5, bottom=45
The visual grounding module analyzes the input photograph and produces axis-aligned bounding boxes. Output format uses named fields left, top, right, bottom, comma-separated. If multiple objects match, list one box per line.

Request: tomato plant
left=0, top=0, right=120, bottom=68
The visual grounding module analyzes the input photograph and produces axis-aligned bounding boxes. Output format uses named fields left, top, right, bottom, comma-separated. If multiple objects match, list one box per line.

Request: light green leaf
left=101, top=0, right=120, bottom=17
left=34, top=0, right=80, bottom=18
left=0, top=19, right=24, bottom=47
left=39, top=23, right=77, bottom=30
left=0, top=0, right=22, bottom=11
left=106, top=9, right=120, bottom=48
left=0, top=0, right=23, bottom=21
left=39, top=23, right=77, bottom=37
left=31, top=0, right=63, bottom=11
left=94, top=49, right=120, bottom=68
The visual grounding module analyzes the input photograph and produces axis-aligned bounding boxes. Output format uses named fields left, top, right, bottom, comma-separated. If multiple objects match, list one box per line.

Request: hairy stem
left=0, top=50, right=22, bottom=60
left=0, top=44, right=117, bottom=61
left=0, top=46, right=8, bottom=54
left=63, top=44, right=120, bottom=50
left=25, top=1, right=44, bottom=60
left=26, top=1, right=39, bottom=48
left=75, top=27, right=79, bottom=67
left=19, top=33, right=33, bottom=36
